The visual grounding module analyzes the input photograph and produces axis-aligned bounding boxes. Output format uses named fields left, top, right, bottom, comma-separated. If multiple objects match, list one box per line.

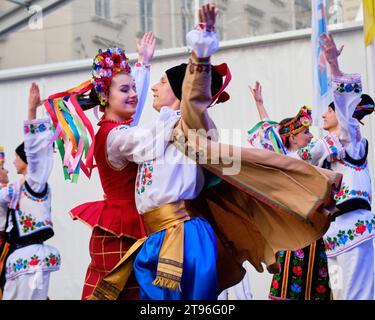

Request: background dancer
left=297, top=32, right=375, bottom=300
left=247, top=82, right=332, bottom=300
left=0, top=83, right=61, bottom=300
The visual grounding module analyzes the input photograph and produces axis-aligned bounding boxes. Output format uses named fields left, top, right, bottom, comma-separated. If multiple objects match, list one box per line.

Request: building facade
left=0, top=0, right=362, bottom=69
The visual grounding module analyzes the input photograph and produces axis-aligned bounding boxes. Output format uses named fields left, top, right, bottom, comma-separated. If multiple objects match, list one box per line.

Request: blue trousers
left=133, top=217, right=218, bottom=300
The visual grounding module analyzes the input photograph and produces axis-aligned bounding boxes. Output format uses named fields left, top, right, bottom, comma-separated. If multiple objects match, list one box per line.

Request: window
left=181, top=0, right=194, bottom=45
left=140, top=0, right=153, bottom=33
left=95, top=0, right=111, bottom=20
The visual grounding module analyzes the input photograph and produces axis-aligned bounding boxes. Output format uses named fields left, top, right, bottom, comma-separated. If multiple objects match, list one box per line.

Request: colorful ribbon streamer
left=43, top=80, right=96, bottom=183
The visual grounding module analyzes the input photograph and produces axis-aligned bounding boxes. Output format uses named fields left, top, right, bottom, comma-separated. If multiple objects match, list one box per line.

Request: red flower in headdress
left=100, top=59, right=107, bottom=68
left=102, top=77, right=111, bottom=91
left=112, top=54, right=122, bottom=66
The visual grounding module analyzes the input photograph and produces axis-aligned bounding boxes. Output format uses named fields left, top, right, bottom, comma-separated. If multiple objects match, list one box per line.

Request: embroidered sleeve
left=297, top=133, right=345, bottom=167
left=107, top=108, right=180, bottom=167
left=247, top=120, right=286, bottom=154
left=131, top=62, right=151, bottom=127
left=331, top=74, right=365, bottom=160
left=0, top=185, right=8, bottom=231
left=24, top=118, right=53, bottom=193
left=0, top=186, right=9, bottom=207
left=0, top=182, right=21, bottom=209
left=186, top=24, right=219, bottom=58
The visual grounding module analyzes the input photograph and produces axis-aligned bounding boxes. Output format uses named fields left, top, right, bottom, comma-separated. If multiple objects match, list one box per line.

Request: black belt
left=8, top=238, right=44, bottom=253
left=333, top=199, right=371, bottom=220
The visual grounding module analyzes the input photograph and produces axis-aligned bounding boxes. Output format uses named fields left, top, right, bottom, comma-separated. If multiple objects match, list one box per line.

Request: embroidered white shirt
left=107, top=107, right=205, bottom=214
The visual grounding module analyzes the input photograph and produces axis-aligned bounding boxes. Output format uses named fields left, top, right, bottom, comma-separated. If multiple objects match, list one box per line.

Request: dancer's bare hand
left=28, top=82, right=42, bottom=111
left=249, top=81, right=263, bottom=105
left=28, top=82, right=45, bottom=120
left=320, top=33, right=344, bottom=65
left=137, top=31, right=156, bottom=65
left=199, top=3, right=218, bottom=31
left=320, top=32, right=344, bottom=77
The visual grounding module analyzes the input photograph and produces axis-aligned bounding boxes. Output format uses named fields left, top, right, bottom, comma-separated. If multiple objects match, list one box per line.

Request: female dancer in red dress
left=45, top=33, right=156, bottom=299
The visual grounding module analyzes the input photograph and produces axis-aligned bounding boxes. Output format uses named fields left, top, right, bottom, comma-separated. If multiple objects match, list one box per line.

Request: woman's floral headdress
left=278, top=106, right=313, bottom=137
left=43, top=47, right=131, bottom=183
left=92, top=47, right=132, bottom=108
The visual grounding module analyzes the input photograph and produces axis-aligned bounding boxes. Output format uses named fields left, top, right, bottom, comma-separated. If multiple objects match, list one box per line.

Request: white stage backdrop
left=0, top=25, right=374, bottom=300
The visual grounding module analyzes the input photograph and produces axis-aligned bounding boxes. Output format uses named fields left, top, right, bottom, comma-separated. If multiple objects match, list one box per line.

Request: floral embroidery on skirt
left=269, top=239, right=332, bottom=300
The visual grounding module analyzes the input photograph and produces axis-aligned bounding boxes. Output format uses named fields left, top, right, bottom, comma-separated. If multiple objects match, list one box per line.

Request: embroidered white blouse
left=247, top=74, right=374, bottom=257
left=297, top=74, right=374, bottom=256
left=107, top=107, right=205, bottom=214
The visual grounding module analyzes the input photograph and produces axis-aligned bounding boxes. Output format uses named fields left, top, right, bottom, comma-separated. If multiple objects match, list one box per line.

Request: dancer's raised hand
left=28, top=82, right=44, bottom=120
left=199, top=3, right=218, bottom=31
left=249, top=81, right=269, bottom=120
left=137, top=31, right=156, bottom=66
left=249, top=81, right=264, bottom=106
left=320, top=32, right=344, bottom=77
left=28, top=82, right=42, bottom=109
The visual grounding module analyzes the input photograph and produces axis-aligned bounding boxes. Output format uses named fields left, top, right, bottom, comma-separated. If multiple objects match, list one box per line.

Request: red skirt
left=81, top=227, right=140, bottom=300
left=70, top=199, right=146, bottom=300
left=70, top=199, right=146, bottom=239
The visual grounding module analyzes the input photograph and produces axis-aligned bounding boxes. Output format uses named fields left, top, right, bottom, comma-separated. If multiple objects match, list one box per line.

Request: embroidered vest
left=332, top=140, right=372, bottom=214
left=7, top=181, right=54, bottom=248
left=95, top=118, right=138, bottom=201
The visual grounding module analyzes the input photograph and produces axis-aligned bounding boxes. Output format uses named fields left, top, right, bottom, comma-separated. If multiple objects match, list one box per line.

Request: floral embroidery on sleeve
left=335, top=82, right=362, bottom=94
left=323, top=134, right=344, bottom=162
left=5, top=252, right=61, bottom=280
left=334, top=183, right=372, bottom=203
left=24, top=123, right=48, bottom=135
left=136, top=161, right=154, bottom=195
left=332, top=74, right=362, bottom=94
left=324, top=218, right=375, bottom=253
left=16, top=210, right=53, bottom=234
left=297, top=145, right=313, bottom=161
